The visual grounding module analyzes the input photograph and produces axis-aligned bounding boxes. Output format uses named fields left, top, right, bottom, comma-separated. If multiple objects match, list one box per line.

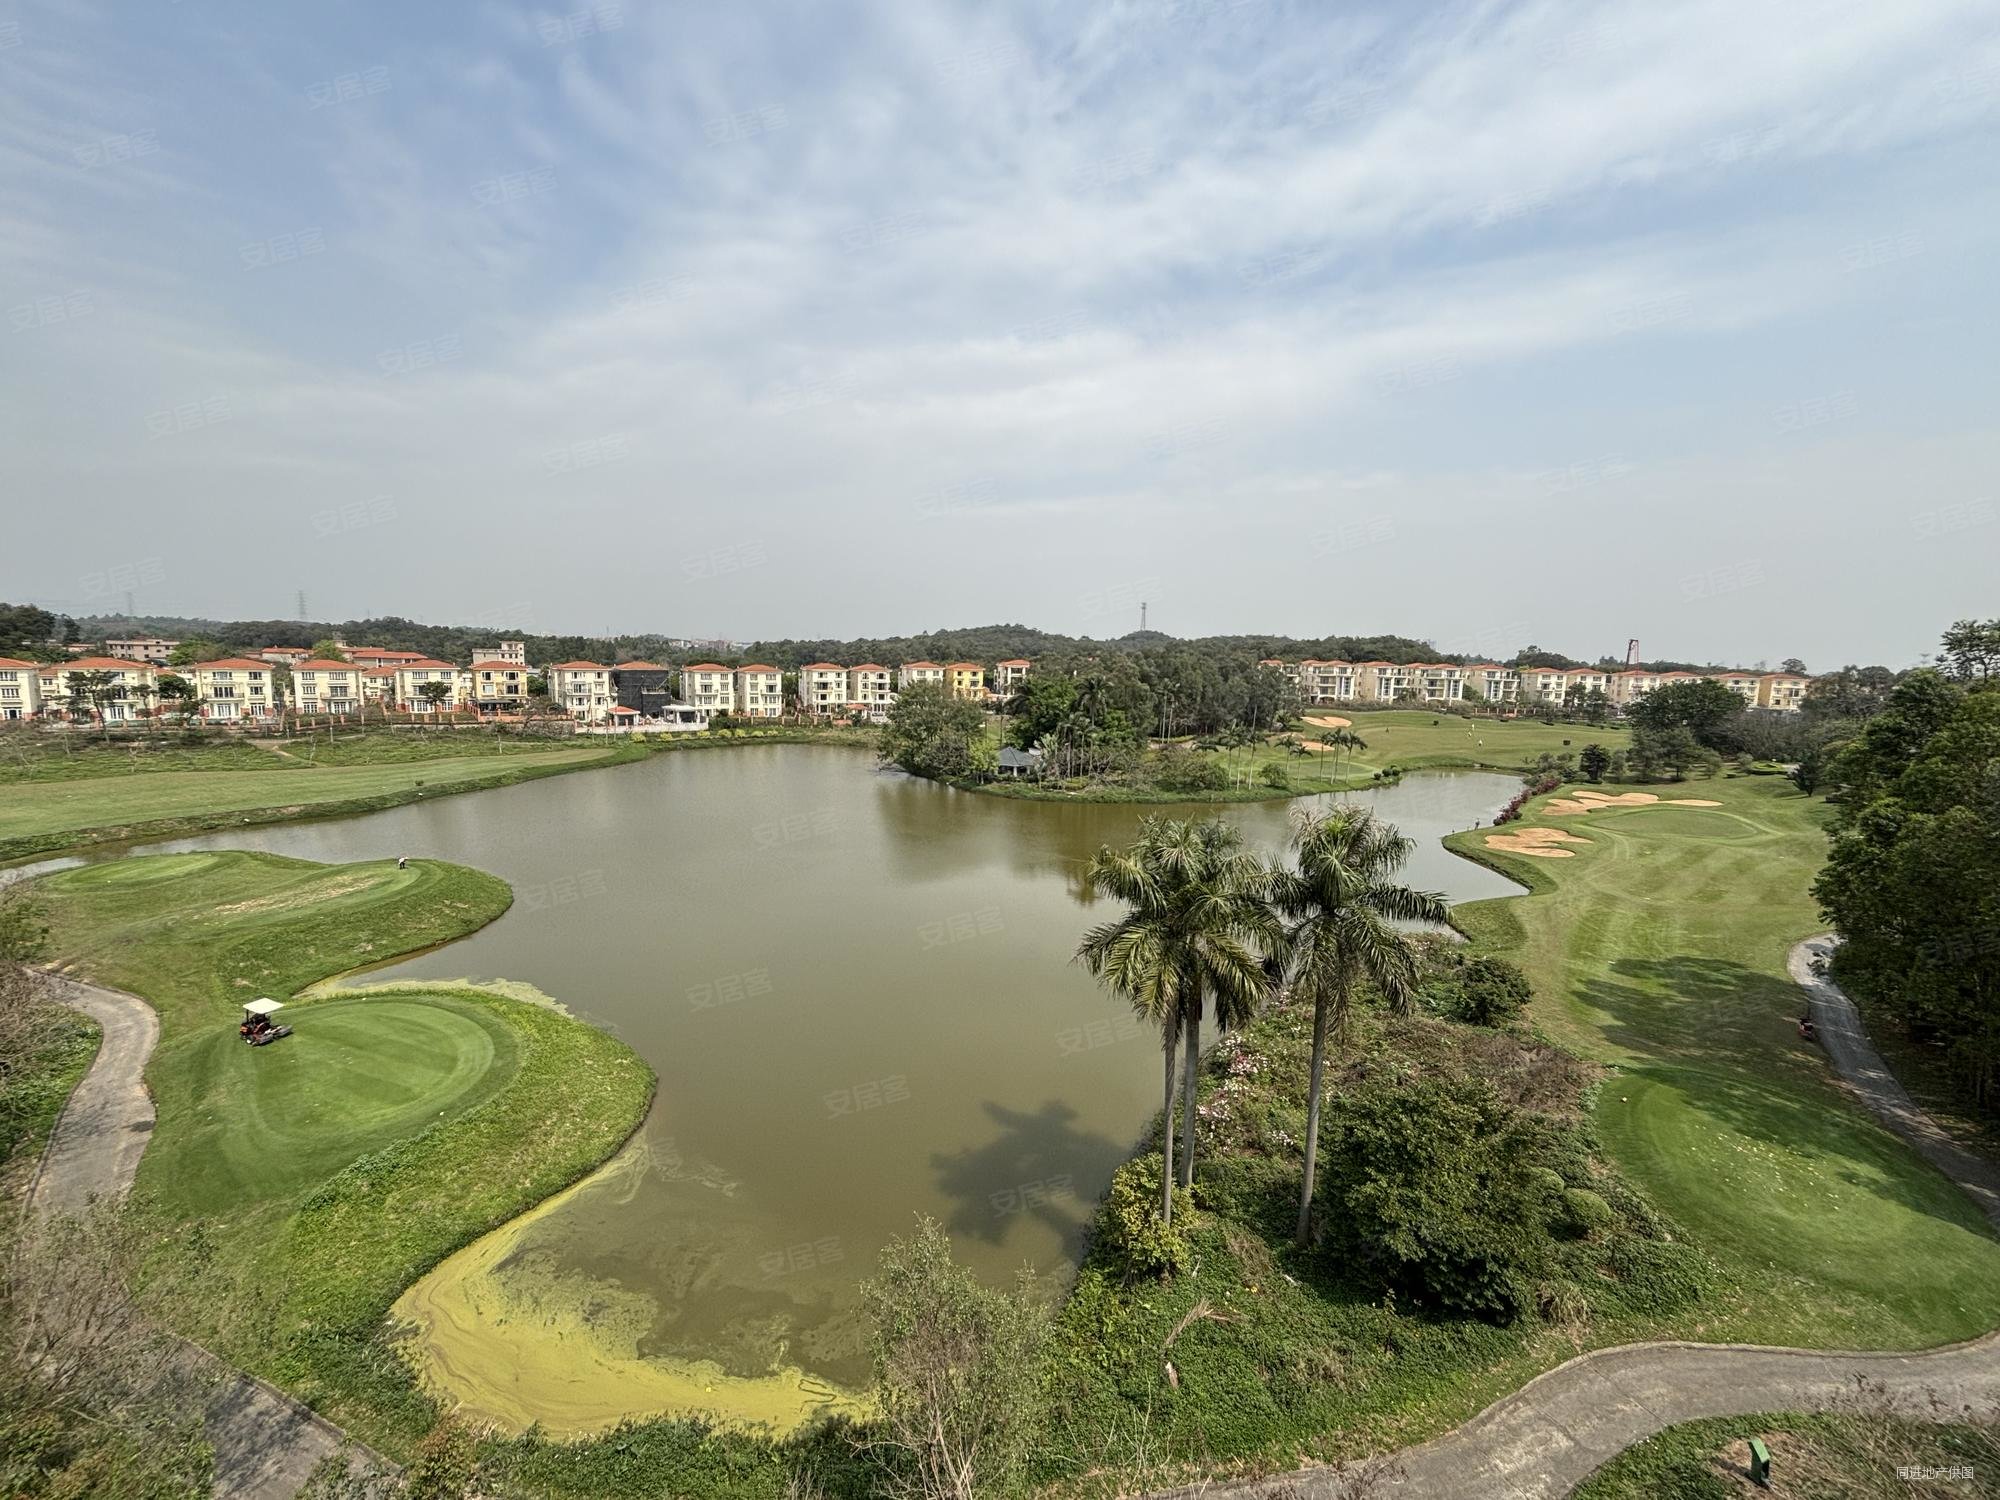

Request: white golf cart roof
left=243, top=998, right=285, bottom=1016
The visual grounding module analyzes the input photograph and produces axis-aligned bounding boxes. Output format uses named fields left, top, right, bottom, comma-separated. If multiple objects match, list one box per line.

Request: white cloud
left=2, top=0, right=1995, bottom=659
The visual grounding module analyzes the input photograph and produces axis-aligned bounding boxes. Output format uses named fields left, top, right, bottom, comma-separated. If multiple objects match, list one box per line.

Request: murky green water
left=157, top=748, right=1519, bottom=1425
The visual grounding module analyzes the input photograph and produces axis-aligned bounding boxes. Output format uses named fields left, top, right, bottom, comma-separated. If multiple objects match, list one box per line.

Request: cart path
left=26, top=973, right=158, bottom=1216
left=1789, top=935, right=2000, bottom=1225
left=28, top=971, right=393, bottom=1500
left=1147, top=938, right=2000, bottom=1500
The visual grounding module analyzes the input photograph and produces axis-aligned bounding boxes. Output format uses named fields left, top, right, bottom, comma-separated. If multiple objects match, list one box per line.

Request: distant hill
left=58, top=608, right=1762, bottom=674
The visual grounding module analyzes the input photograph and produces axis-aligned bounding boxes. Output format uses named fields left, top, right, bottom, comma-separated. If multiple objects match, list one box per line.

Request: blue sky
left=3, top=0, right=1996, bottom=665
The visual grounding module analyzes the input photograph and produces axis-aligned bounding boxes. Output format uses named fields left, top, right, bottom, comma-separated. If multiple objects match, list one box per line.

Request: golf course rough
left=1448, top=775, right=2000, bottom=1352
left=30, top=850, right=657, bottom=1456
left=0, top=740, right=633, bottom=860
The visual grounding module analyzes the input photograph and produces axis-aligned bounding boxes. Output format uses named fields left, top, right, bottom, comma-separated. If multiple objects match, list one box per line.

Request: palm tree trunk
left=1296, top=988, right=1333, bottom=1247
left=1179, top=1007, right=1199, bottom=1189
left=1160, top=1028, right=1178, bottom=1224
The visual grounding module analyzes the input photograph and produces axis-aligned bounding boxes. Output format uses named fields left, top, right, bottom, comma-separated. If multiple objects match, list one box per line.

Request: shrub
left=861, top=1218, right=1049, bottom=1500
left=1493, top=775, right=1562, bottom=824
left=1098, top=1155, right=1196, bottom=1277
left=1258, top=762, right=1290, bottom=790
left=1317, top=1074, right=1554, bottom=1322
left=1561, top=1188, right=1615, bottom=1237
left=1457, top=956, right=1532, bottom=1027
left=1152, top=745, right=1229, bottom=793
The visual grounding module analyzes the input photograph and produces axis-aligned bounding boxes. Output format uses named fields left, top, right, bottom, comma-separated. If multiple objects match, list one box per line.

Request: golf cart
left=240, top=997, right=293, bottom=1047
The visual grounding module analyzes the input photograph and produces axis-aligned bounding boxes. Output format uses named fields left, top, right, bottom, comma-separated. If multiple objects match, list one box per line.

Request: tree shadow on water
left=930, top=1099, right=1127, bottom=1254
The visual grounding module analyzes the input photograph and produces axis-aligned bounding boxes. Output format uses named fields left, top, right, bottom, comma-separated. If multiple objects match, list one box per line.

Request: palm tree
left=1270, top=807, right=1447, bottom=1246
left=1076, top=817, right=1281, bottom=1222
left=1319, top=727, right=1367, bottom=786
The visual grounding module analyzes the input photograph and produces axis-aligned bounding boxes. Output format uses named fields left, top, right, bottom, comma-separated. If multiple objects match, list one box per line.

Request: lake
left=146, top=746, right=1522, bottom=1431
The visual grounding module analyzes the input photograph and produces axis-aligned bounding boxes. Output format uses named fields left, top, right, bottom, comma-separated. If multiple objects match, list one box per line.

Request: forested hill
left=56, top=608, right=1765, bottom=674
left=65, top=612, right=1446, bottom=669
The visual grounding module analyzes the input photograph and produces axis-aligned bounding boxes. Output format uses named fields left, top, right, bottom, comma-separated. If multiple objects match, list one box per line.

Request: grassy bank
left=1575, top=1407, right=1999, bottom=1497
left=0, top=726, right=888, bottom=862
left=30, top=852, right=655, bottom=1456
left=0, top=738, right=644, bottom=862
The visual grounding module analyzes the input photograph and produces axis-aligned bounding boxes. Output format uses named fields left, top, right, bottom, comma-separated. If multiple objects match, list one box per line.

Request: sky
left=3, top=0, right=1996, bottom=667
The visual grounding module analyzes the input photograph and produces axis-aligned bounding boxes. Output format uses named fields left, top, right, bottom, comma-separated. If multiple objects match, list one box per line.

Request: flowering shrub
left=1493, top=774, right=1562, bottom=825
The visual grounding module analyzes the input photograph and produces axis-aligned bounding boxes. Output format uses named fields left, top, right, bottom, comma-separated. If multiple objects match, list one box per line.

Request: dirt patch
left=1485, top=827, right=1592, bottom=859
left=212, top=872, right=382, bottom=917
left=1303, top=715, right=1353, bottom=729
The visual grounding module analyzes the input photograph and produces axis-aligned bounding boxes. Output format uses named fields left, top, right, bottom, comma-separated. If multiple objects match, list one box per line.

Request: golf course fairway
left=1449, top=775, right=2000, bottom=1350
left=31, top=850, right=655, bottom=1454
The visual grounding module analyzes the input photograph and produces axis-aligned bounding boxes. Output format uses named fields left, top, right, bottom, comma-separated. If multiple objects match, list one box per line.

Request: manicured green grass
left=1281, top=709, right=1630, bottom=777
left=1448, top=777, right=2000, bottom=1349
left=31, top=851, right=655, bottom=1455
left=0, top=744, right=628, bottom=860
left=1575, top=1408, right=1999, bottom=1498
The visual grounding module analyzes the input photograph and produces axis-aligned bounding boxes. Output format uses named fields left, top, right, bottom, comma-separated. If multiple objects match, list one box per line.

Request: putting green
left=160, top=996, right=521, bottom=1217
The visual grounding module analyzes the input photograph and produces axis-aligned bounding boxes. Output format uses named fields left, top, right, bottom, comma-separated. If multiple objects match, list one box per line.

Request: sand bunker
left=1302, top=715, right=1353, bottom=729
left=1484, top=827, right=1593, bottom=859
left=1547, top=790, right=1723, bottom=814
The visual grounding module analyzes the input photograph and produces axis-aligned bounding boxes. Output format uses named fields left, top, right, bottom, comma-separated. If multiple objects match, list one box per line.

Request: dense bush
left=1097, top=1154, right=1196, bottom=1277
left=1316, top=1073, right=1557, bottom=1321
left=1421, top=953, right=1532, bottom=1027
left=1151, top=744, right=1230, bottom=792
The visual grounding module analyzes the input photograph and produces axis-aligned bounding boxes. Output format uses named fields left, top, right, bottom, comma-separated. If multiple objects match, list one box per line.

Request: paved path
left=26, top=974, right=158, bottom=1217
left=1789, top=935, right=2000, bottom=1226
left=28, top=971, right=391, bottom=1500
left=1149, top=938, right=2000, bottom=1500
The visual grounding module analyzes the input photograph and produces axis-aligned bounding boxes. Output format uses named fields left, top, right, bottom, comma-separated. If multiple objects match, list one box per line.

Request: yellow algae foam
left=390, top=1143, right=869, bottom=1437
left=301, top=973, right=574, bottom=1014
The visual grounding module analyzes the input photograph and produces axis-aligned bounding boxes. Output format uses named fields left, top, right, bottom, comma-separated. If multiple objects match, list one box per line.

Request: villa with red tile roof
left=36, top=657, right=164, bottom=723
left=0, top=657, right=43, bottom=719
left=185, top=658, right=279, bottom=720
left=734, top=664, right=784, bottom=718
left=292, top=659, right=363, bottom=715
left=800, top=663, right=849, bottom=712
left=392, top=659, right=466, bottom=715
left=898, top=661, right=945, bottom=691
left=467, top=659, right=532, bottom=713
left=994, top=658, right=1031, bottom=691
left=945, top=662, right=985, bottom=700
left=681, top=663, right=733, bottom=714
left=544, top=661, right=614, bottom=721
left=848, top=664, right=895, bottom=718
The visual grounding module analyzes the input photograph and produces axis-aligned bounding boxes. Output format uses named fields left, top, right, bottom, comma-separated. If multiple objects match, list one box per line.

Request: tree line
left=1814, top=617, right=2000, bottom=1114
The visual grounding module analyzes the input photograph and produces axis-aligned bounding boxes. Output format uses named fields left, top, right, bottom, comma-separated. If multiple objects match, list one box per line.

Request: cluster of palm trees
left=1076, top=807, right=1446, bottom=1248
